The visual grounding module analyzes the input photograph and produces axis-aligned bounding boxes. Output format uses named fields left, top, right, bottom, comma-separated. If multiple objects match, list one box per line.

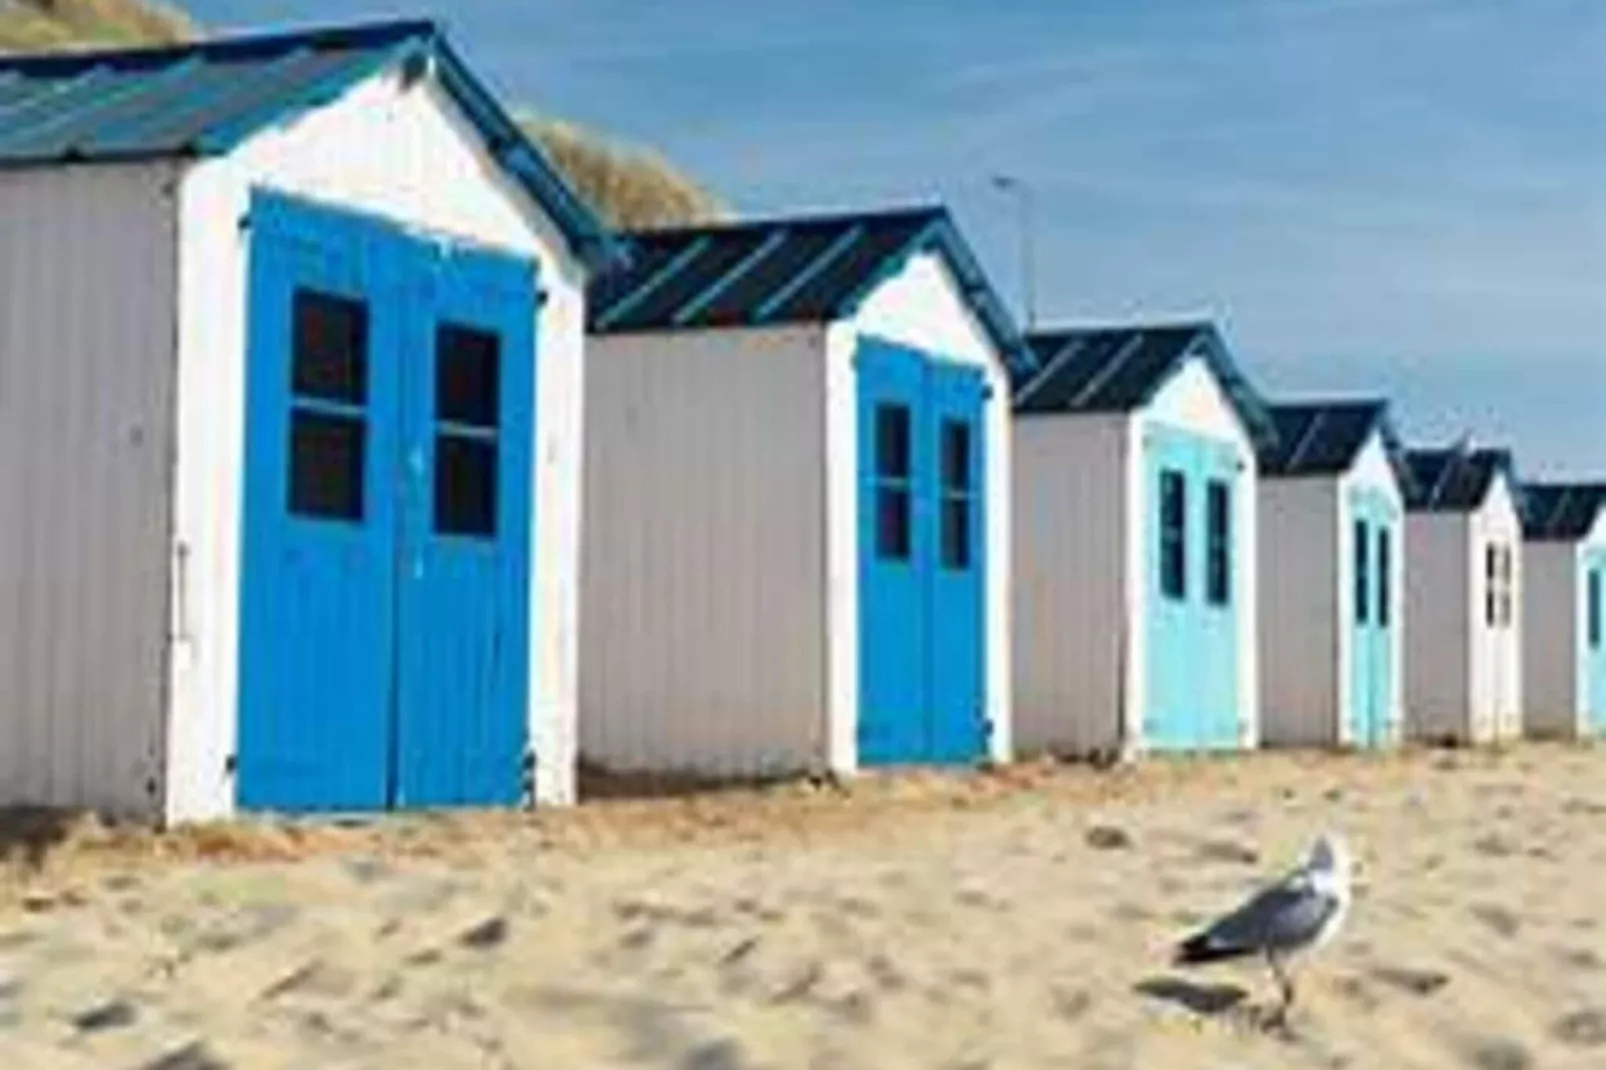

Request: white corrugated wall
left=579, top=327, right=830, bottom=777
left=1257, top=478, right=1339, bottom=746
left=1469, top=478, right=1524, bottom=741
left=1523, top=540, right=1577, bottom=736
left=168, top=68, right=590, bottom=819
left=0, top=163, right=180, bottom=816
left=1011, top=415, right=1129, bottom=756
left=1405, top=512, right=1471, bottom=741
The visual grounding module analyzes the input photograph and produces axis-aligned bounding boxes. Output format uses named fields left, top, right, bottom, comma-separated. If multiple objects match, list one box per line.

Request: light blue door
left=1583, top=552, right=1606, bottom=734
left=857, top=338, right=988, bottom=766
left=1196, top=440, right=1242, bottom=749
left=239, top=192, right=536, bottom=813
left=1347, top=491, right=1397, bottom=747
left=1143, top=427, right=1241, bottom=750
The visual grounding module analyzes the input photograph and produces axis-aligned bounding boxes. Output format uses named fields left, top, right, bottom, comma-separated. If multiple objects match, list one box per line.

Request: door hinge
left=224, top=754, right=237, bottom=776
left=536, top=287, right=550, bottom=309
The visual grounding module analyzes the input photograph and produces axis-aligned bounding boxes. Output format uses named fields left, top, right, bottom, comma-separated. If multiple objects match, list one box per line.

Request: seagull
left=1173, top=833, right=1353, bottom=1024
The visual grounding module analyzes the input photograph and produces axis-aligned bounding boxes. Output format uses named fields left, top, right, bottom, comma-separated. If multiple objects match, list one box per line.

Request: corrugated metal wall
left=169, top=69, right=590, bottom=817
left=1011, top=415, right=1129, bottom=756
left=1258, top=478, right=1339, bottom=746
left=0, top=163, right=179, bottom=816
left=1523, top=541, right=1577, bottom=735
left=1405, top=512, right=1470, bottom=741
left=579, top=327, right=830, bottom=777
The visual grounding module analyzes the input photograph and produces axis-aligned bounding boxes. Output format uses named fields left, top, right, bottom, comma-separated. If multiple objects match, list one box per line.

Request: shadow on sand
left=1134, top=975, right=1251, bottom=1017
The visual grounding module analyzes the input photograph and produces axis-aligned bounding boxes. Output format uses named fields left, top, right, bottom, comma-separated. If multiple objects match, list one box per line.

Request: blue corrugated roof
left=0, top=19, right=614, bottom=267
left=1012, top=321, right=1277, bottom=448
left=587, top=206, right=1031, bottom=369
left=1402, top=444, right=1518, bottom=513
left=1521, top=482, right=1606, bottom=541
left=1259, top=398, right=1410, bottom=485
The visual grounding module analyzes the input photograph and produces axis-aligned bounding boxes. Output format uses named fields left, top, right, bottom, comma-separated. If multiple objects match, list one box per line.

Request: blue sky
left=188, top=0, right=1605, bottom=475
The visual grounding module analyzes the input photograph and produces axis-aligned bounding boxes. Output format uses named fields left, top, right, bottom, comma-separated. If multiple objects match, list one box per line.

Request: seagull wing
left=1176, top=872, right=1341, bottom=964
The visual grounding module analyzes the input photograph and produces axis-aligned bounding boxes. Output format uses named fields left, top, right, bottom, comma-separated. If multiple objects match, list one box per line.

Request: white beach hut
left=580, top=206, right=1020, bottom=779
left=0, top=20, right=611, bottom=820
left=1011, top=322, right=1269, bottom=759
left=1520, top=483, right=1606, bottom=739
left=1401, top=445, right=1525, bottom=744
left=1257, top=400, right=1408, bottom=749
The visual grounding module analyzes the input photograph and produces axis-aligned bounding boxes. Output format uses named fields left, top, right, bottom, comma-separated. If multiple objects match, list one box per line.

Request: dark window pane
left=437, top=323, right=501, bottom=429
left=1160, top=469, right=1186, bottom=600
left=434, top=434, right=497, bottom=537
left=288, top=410, right=364, bottom=521
left=876, top=486, right=911, bottom=561
left=1354, top=520, right=1370, bottom=625
left=1485, top=544, right=1499, bottom=626
left=941, top=419, right=972, bottom=492
left=1377, top=527, right=1392, bottom=628
left=292, top=290, right=367, bottom=404
left=875, top=404, right=911, bottom=480
left=1590, top=570, right=1602, bottom=650
left=942, top=497, right=971, bottom=570
left=1207, top=479, right=1231, bottom=607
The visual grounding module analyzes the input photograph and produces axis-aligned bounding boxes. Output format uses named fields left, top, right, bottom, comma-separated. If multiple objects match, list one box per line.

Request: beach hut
left=1520, top=483, right=1606, bottom=739
left=1401, top=445, right=1525, bottom=744
left=580, top=207, right=1020, bottom=778
left=1256, top=400, right=1408, bottom=749
left=0, top=20, right=613, bottom=821
left=1011, top=322, right=1270, bottom=759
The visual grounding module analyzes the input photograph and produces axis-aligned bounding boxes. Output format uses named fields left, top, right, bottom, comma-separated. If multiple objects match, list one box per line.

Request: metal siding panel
left=1404, top=513, right=1471, bottom=741
left=579, top=328, right=829, bottom=777
left=1257, top=479, right=1339, bottom=747
left=1010, top=417, right=1128, bottom=756
left=0, top=164, right=177, bottom=816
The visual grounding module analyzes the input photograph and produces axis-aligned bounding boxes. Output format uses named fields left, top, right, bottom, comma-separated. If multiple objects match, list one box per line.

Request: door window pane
left=876, top=405, right=911, bottom=479
left=288, top=411, right=365, bottom=521
left=876, top=487, right=911, bottom=561
left=941, top=420, right=972, bottom=492
left=1206, top=479, right=1232, bottom=607
left=1159, top=469, right=1186, bottom=600
left=1591, top=569, right=1602, bottom=650
left=1377, top=527, right=1392, bottom=628
left=433, top=434, right=497, bottom=537
left=292, top=290, right=368, bottom=404
left=436, top=324, right=500, bottom=428
left=1354, top=520, right=1371, bottom=625
left=1486, top=545, right=1500, bottom=626
left=941, top=498, right=971, bottom=570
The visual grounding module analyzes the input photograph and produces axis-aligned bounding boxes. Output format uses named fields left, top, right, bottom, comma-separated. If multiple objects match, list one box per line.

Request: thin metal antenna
left=990, top=173, right=1037, bottom=331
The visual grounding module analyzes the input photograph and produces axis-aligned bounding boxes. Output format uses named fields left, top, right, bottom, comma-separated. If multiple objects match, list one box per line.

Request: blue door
left=857, top=338, right=988, bottom=766
left=1346, top=491, right=1397, bottom=748
left=1143, top=426, right=1241, bottom=750
left=1583, top=552, right=1606, bottom=734
left=239, top=192, right=536, bottom=813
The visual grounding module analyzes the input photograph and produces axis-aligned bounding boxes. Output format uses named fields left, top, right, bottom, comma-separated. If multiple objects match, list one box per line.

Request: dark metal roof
left=1402, top=444, right=1518, bottom=513
left=1012, top=321, right=1277, bottom=448
left=1258, top=398, right=1409, bottom=484
left=1521, top=482, right=1606, bottom=541
left=0, top=19, right=613, bottom=266
left=586, top=206, right=1031, bottom=369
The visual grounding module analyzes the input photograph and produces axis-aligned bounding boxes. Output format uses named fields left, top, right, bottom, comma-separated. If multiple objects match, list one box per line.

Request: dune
left=0, top=745, right=1604, bottom=1067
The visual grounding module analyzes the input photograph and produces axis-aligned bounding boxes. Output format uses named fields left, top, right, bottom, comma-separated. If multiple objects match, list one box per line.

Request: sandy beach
left=1, top=744, right=1604, bottom=1068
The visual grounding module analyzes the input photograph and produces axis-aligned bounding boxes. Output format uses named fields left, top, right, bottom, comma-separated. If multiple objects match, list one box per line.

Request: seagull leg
left=1266, top=951, right=1296, bottom=1029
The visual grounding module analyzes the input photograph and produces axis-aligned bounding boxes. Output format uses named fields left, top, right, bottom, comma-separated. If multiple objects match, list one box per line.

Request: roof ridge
left=0, top=18, right=437, bottom=73
left=622, top=203, right=945, bottom=240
